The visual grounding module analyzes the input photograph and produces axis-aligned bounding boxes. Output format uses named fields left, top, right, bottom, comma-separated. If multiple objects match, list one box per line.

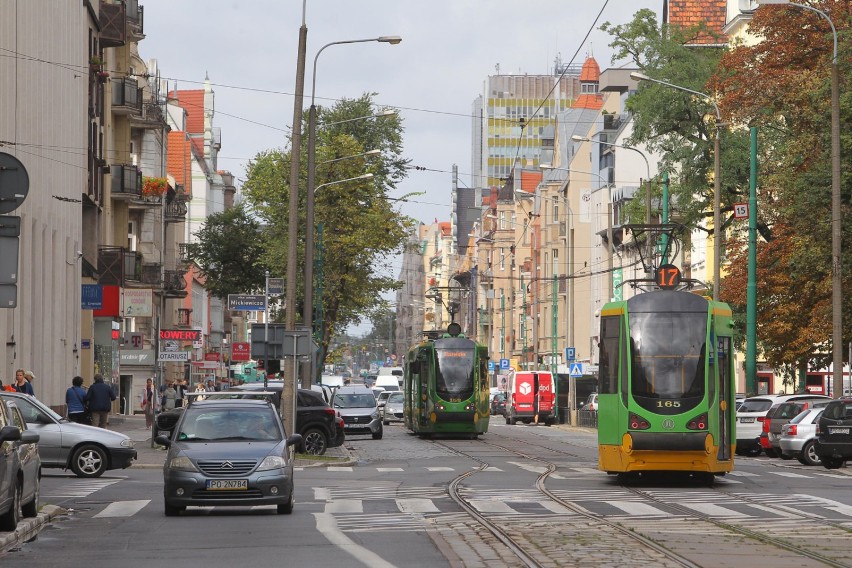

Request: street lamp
left=755, top=1, right=843, bottom=398
left=629, top=71, right=724, bottom=302
left=318, top=148, right=381, bottom=166
left=305, top=35, right=401, bottom=386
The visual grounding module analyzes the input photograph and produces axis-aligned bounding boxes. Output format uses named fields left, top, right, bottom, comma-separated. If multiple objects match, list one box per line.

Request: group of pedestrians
left=0, top=368, right=36, bottom=395
left=64, top=373, right=117, bottom=428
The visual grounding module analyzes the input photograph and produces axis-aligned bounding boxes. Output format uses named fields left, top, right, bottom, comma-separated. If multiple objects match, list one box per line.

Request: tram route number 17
left=655, top=264, right=682, bottom=290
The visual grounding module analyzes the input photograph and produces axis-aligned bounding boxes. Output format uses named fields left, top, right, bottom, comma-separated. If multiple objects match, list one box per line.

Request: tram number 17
left=655, top=264, right=682, bottom=290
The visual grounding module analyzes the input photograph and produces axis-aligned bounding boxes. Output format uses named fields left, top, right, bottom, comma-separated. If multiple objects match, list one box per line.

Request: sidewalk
left=109, top=413, right=355, bottom=468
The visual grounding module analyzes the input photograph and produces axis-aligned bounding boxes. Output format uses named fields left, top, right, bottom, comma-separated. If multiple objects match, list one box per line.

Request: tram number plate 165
left=207, top=479, right=247, bottom=490
left=829, top=427, right=850, bottom=435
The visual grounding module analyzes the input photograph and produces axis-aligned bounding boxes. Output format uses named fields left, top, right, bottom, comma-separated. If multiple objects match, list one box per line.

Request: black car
left=490, top=393, right=507, bottom=416
left=815, top=398, right=852, bottom=469
left=158, top=384, right=344, bottom=456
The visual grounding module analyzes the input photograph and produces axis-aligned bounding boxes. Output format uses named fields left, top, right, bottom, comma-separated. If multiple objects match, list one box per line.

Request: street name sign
left=228, top=294, right=265, bottom=311
left=158, top=351, right=190, bottom=362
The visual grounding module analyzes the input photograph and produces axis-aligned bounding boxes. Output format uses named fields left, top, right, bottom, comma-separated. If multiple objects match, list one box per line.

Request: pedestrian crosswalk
left=42, top=477, right=123, bottom=498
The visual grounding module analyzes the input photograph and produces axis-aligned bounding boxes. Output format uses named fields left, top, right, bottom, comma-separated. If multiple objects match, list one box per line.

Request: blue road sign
left=488, top=361, right=495, bottom=372
left=565, top=347, right=576, bottom=362
left=499, top=358, right=510, bottom=370
left=569, top=362, right=583, bottom=377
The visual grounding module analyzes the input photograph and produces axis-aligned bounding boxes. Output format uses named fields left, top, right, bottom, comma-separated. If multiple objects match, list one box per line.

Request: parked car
left=155, top=398, right=302, bottom=516
left=735, top=394, right=825, bottom=457
left=579, top=393, right=598, bottom=412
left=815, top=398, right=852, bottom=469
left=779, top=407, right=825, bottom=466
left=332, top=386, right=383, bottom=440
left=489, top=392, right=507, bottom=417
left=766, top=397, right=831, bottom=457
left=382, top=392, right=404, bottom=425
left=0, top=399, right=40, bottom=531
left=0, top=391, right=135, bottom=478
left=158, top=383, right=344, bottom=456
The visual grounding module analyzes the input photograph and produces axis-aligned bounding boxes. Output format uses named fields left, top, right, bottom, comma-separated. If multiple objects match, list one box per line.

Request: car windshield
left=177, top=407, right=281, bottom=442
left=333, top=393, right=376, bottom=409
left=739, top=399, right=773, bottom=413
left=387, top=393, right=403, bottom=403
left=6, top=395, right=63, bottom=423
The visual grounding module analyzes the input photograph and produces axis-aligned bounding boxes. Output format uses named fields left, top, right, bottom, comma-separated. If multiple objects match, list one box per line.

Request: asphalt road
left=1, top=421, right=850, bottom=567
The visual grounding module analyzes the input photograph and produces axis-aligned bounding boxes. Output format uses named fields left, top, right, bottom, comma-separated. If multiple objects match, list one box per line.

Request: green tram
left=597, top=285, right=736, bottom=480
left=403, top=323, right=490, bottom=437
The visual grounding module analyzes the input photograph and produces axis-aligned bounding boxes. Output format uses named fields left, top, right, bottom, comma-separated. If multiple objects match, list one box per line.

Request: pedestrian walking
left=12, top=368, right=35, bottom=396
left=192, top=381, right=207, bottom=402
left=140, top=378, right=159, bottom=428
left=65, top=376, right=91, bottom=424
left=85, top=373, right=116, bottom=428
left=162, top=380, right=177, bottom=410
left=175, top=379, right=187, bottom=408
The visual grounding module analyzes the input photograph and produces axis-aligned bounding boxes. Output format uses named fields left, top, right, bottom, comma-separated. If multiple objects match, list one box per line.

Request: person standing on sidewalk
left=85, top=373, right=116, bottom=428
left=66, top=376, right=90, bottom=424
left=13, top=368, right=35, bottom=396
left=140, top=378, right=159, bottom=428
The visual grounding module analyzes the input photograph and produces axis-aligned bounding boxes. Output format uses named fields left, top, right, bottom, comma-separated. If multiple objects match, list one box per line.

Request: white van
left=321, top=375, right=346, bottom=389
left=378, top=366, right=404, bottom=387
left=374, top=376, right=400, bottom=392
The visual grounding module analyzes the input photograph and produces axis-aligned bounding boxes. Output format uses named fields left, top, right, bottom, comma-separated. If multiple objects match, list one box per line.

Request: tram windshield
left=628, top=311, right=707, bottom=412
left=434, top=343, right=475, bottom=401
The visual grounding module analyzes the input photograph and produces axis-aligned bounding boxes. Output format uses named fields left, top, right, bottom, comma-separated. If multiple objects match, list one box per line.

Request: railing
left=126, top=0, right=144, bottom=39
left=98, top=246, right=142, bottom=285
left=165, top=199, right=187, bottom=221
left=110, top=164, right=142, bottom=198
left=577, top=409, right=598, bottom=428
left=112, top=77, right=142, bottom=115
left=163, top=269, right=187, bottom=292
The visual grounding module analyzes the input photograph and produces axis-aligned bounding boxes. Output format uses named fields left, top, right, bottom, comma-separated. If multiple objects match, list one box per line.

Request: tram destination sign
left=159, top=329, right=202, bottom=341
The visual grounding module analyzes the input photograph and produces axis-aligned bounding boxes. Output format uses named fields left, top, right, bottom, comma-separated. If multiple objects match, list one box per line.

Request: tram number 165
left=656, top=400, right=682, bottom=408
left=655, top=264, right=682, bottom=290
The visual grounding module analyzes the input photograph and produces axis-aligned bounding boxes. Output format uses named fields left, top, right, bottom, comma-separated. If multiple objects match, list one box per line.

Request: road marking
left=605, top=500, right=673, bottom=517
left=680, top=502, right=748, bottom=517
left=767, top=471, right=810, bottom=478
left=426, top=467, right=454, bottom=472
left=539, top=500, right=574, bottom=514
left=94, top=500, right=150, bottom=518
left=42, top=478, right=122, bottom=498
left=469, top=499, right=516, bottom=513
left=396, top=498, right=440, bottom=513
left=314, top=487, right=332, bottom=501
left=327, top=466, right=353, bottom=472
left=798, top=495, right=852, bottom=517
left=482, top=466, right=503, bottom=472
left=727, top=471, right=759, bottom=477
left=314, top=513, right=398, bottom=568
left=377, top=468, right=404, bottom=472
left=324, top=499, right=363, bottom=513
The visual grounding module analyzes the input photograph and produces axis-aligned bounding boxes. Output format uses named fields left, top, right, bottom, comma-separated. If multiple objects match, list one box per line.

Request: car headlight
left=371, top=411, right=380, bottom=419
left=120, top=439, right=134, bottom=448
left=168, top=456, right=198, bottom=472
left=257, top=455, right=287, bottom=471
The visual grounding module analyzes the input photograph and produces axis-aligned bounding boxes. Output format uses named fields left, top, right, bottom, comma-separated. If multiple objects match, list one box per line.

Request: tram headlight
left=686, top=413, right=708, bottom=430
left=436, top=404, right=445, bottom=411
left=465, top=403, right=475, bottom=411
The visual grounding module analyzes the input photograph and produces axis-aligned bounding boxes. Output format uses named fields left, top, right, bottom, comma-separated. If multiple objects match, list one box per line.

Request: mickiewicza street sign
left=227, top=294, right=266, bottom=311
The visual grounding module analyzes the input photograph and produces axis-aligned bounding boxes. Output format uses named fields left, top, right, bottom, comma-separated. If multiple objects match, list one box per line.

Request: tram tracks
left=433, top=434, right=852, bottom=568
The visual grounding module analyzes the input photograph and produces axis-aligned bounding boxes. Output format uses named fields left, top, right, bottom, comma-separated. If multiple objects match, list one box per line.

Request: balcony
left=99, top=2, right=126, bottom=48
left=126, top=0, right=145, bottom=41
left=165, top=193, right=188, bottom=222
left=110, top=164, right=142, bottom=199
left=98, top=246, right=142, bottom=285
left=112, top=77, right=142, bottom=116
left=163, top=269, right=188, bottom=298
left=130, top=102, right=166, bottom=130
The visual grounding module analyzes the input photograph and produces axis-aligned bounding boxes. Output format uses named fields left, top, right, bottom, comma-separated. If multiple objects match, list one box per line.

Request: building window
left=499, top=248, right=505, bottom=270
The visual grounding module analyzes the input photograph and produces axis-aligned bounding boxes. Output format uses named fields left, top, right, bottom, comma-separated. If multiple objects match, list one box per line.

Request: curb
left=0, top=505, right=65, bottom=554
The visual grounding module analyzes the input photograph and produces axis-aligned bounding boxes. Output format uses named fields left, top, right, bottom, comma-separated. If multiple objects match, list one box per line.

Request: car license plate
left=206, top=479, right=247, bottom=491
left=829, top=427, right=850, bottom=435
left=739, top=417, right=755, bottom=423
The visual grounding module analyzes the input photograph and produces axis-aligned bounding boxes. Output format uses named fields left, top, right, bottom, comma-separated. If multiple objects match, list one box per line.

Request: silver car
left=0, top=392, right=136, bottom=478
left=332, top=386, right=383, bottom=440
left=156, top=398, right=302, bottom=516
left=382, top=392, right=404, bottom=425
left=0, top=399, right=40, bottom=531
left=780, top=407, right=825, bottom=466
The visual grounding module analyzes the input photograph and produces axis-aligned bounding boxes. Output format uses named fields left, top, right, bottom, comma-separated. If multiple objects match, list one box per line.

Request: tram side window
left=598, top=315, right=621, bottom=394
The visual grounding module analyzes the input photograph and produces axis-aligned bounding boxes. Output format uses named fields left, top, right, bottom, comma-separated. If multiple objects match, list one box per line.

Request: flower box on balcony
left=142, top=176, right=169, bottom=198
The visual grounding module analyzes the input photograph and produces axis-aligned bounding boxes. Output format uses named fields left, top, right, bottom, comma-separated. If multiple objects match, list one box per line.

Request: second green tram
left=403, top=326, right=490, bottom=437
left=597, top=290, right=736, bottom=478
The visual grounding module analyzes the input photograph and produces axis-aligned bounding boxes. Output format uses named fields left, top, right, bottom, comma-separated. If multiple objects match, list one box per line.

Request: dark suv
left=157, top=384, right=344, bottom=456
left=815, top=398, right=852, bottom=469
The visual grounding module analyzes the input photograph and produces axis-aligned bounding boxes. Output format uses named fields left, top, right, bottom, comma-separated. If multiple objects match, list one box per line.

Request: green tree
left=187, top=204, right=268, bottom=300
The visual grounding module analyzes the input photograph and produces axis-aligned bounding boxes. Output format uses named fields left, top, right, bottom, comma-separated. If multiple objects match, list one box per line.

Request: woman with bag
left=66, top=376, right=90, bottom=424
left=162, top=381, right=177, bottom=411
left=140, top=377, right=160, bottom=428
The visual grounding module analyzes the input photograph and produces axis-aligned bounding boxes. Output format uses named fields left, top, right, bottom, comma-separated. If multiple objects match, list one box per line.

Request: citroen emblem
left=662, top=419, right=675, bottom=430
left=222, top=461, right=234, bottom=469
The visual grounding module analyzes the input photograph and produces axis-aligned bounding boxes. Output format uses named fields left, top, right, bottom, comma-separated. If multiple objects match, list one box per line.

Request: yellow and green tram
left=597, top=288, right=736, bottom=480
left=403, top=323, right=490, bottom=437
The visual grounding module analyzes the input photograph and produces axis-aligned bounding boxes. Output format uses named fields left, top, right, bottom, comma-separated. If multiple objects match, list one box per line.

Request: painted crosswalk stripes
left=94, top=500, right=150, bottom=518
left=42, top=477, right=123, bottom=498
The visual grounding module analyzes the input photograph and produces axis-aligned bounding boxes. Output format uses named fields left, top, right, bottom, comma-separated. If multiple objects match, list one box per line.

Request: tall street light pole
left=306, top=35, right=401, bottom=386
left=755, top=1, right=843, bottom=398
left=630, top=71, right=724, bottom=302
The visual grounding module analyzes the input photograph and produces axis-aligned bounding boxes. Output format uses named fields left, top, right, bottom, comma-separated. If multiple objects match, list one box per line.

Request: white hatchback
left=736, top=394, right=826, bottom=456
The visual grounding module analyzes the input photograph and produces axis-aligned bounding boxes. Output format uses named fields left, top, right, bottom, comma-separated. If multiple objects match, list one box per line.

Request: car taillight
left=324, top=408, right=335, bottom=416
left=628, top=413, right=651, bottom=430
left=686, top=414, right=708, bottom=430
left=786, top=425, right=798, bottom=436
left=762, top=418, right=771, bottom=433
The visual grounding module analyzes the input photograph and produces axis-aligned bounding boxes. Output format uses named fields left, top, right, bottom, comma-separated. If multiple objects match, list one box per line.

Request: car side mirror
left=0, top=425, right=21, bottom=442
left=154, top=435, right=172, bottom=447
left=286, top=433, right=303, bottom=448
left=19, top=431, right=39, bottom=444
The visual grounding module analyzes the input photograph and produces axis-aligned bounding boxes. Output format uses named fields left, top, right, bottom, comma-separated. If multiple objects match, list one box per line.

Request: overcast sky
left=142, top=0, right=660, bottom=333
